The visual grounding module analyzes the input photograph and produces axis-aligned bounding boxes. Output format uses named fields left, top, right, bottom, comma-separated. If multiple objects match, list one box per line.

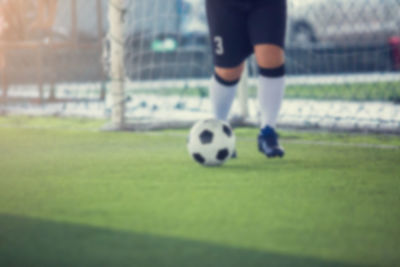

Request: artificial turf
left=0, top=117, right=399, bottom=267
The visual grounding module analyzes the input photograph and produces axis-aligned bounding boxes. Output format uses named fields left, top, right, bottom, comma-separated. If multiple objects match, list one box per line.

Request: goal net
left=105, top=0, right=400, bottom=132
left=0, top=0, right=399, bottom=133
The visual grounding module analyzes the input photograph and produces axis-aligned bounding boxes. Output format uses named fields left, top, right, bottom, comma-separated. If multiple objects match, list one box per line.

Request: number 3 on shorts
left=214, top=36, right=224, bottom=55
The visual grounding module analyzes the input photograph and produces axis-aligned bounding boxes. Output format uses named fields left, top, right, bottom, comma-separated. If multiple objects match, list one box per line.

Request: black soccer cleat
left=258, top=126, right=285, bottom=158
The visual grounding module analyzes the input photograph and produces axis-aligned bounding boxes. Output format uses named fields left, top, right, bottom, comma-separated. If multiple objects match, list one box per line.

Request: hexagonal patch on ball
left=222, top=125, right=232, bottom=137
left=199, top=130, right=213, bottom=144
left=193, top=153, right=205, bottom=164
left=216, top=148, right=229, bottom=161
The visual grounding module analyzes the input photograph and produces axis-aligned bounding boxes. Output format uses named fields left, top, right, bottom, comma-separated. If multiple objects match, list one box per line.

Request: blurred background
left=0, top=0, right=399, bottom=132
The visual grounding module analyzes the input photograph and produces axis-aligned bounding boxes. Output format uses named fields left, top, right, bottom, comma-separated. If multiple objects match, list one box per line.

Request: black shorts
left=206, top=0, right=287, bottom=68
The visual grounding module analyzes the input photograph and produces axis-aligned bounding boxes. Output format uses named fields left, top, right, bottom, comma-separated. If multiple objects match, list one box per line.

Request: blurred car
left=49, top=0, right=213, bottom=80
left=288, top=0, right=400, bottom=46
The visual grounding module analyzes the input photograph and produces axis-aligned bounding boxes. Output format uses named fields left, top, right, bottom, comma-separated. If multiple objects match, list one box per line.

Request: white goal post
left=108, top=0, right=126, bottom=130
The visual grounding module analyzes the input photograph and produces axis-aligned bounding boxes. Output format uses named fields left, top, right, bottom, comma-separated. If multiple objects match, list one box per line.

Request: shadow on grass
left=0, top=214, right=357, bottom=267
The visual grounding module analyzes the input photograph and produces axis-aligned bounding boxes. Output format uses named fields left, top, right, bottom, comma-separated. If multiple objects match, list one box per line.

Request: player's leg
left=210, top=63, right=244, bottom=121
left=255, top=44, right=285, bottom=130
left=249, top=0, right=287, bottom=158
left=255, top=44, right=285, bottom=158
left=206, top=0, right=252, bottom=121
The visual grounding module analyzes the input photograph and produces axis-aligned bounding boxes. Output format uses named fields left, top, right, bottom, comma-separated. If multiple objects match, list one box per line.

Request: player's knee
left=258, top=65, right=285, bottom=78
left=256, top=46, right=285, bottom=77
left=255, top=44, right=285, bottom=69
left=215, top=64, right=244, bottom=82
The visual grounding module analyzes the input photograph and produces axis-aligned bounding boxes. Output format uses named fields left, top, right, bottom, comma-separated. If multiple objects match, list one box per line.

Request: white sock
left=258, top=75, right=285, bottom=129
left=209, top=74, right=238, bottom=121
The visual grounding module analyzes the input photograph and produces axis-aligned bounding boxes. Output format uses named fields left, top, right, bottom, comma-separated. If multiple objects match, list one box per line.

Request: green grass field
left=0, top=117, right=399, bottom=267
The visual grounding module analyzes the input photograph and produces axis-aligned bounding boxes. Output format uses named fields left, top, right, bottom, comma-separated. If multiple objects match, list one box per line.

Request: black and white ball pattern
left=187, top=119, right=236, bottom=166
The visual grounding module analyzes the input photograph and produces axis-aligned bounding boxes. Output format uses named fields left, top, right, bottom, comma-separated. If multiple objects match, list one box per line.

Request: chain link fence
left=0, top=0, right=399, bottom=132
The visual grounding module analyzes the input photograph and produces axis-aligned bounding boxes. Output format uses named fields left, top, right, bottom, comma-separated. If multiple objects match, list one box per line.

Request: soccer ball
left=187, top=119, right=236, bottom=166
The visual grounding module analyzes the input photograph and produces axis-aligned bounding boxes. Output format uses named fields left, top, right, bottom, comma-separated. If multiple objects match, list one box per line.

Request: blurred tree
left=0, top=0, right=58, bottom=41
left=30, top=0, right=58, bottom=31
left=0, top=0, right=35, bottom=41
